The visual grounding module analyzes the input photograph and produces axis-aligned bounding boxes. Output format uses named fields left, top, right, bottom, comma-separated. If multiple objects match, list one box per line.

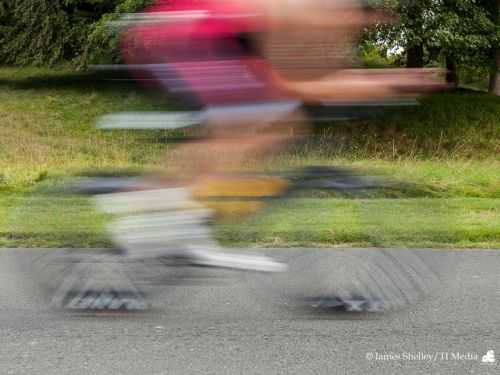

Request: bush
left=0, top=0, right=151, bottom=67
left=358, top=39, right=399, bottom=68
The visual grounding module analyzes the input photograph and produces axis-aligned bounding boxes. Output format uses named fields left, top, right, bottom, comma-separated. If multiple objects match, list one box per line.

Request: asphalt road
left=1, top=248, right=500, bottom=375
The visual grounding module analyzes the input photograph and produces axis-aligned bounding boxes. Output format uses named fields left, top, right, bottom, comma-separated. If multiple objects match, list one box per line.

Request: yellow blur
left=192, top=176, right=290, bottom=217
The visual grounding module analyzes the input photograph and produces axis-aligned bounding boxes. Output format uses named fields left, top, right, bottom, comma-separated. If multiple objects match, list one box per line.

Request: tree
left=377, top=0, right=500, bottom=88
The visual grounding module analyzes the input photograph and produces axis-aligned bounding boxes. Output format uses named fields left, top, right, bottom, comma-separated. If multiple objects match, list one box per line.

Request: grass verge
left=2, top=193, right=500, bottom=248
left=0, top=67, right=499, bottom=248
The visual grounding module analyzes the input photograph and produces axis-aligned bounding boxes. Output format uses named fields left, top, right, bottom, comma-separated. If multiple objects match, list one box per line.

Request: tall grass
left=1, top=67, right=499, bottom=192
left=308, top=92, right=500, bottom=160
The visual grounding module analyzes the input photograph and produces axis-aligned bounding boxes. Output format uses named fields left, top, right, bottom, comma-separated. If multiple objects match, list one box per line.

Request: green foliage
left=80, top=0, right=153, bottom=66
left=358, top=39, right=398, bottom=68
left=0, top=0, right=70, bottom=66
left=459, top=64, right=490, bottom=89
left=0, top=0, right=151, bottom=67
left=376, top=0, right=500, bottom=70
left=2, top=0, right=497, bottom=71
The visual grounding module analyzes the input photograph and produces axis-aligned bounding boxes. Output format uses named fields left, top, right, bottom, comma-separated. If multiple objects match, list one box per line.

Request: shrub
left=0, top=0, right=151, bottom=67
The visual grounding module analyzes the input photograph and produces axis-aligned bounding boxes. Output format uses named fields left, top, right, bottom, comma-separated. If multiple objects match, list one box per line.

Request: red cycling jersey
left=122, top=0, right=288, bottom=106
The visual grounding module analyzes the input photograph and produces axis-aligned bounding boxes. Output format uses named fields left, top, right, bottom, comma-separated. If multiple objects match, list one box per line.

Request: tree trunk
left=446, top=55, right=459, bottom=88
left=488, top=0, right=500, bottom=95
left=489, top=50, right=500, bottom=95
left=406, top=44, right=424, bottom=68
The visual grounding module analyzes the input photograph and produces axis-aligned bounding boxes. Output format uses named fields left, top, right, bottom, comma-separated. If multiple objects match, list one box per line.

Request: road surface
left=1, top=248, right=499, bottom=375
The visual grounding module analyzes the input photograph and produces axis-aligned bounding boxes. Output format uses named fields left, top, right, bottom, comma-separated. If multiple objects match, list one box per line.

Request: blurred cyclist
left=98, top=0, right=444, bottom=270
left=47, top=0, right=441, bottom=310
left=53, top=0, right=445, bottom=311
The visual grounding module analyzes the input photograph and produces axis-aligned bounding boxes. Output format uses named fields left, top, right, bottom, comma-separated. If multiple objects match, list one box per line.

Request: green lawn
left=219, top=197, right=500, bottom=248
left=2, top=192, right=500, bottom=248
left=1, top=67, right=499, bottom=248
